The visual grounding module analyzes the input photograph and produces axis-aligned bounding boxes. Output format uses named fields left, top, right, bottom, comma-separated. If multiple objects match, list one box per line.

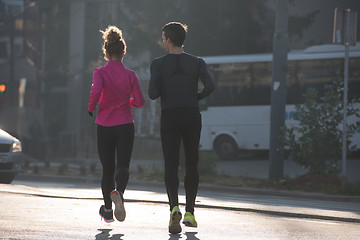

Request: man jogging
left=148, top=22, right=214, bottom=234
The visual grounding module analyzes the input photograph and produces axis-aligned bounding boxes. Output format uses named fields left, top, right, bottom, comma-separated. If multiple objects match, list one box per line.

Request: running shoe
left=99, top=205, right=114, bottom=223
left=182, top=212, right=197, bottom=227
left=168, top=206, right=182, bottom=234
left=110, top=190, right=126, bottom=222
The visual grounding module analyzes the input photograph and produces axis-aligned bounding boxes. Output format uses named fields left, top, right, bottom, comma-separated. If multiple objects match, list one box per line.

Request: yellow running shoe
left=182, top=212, right=197, bottom=227
left=168, top=206, right=182, bottom=234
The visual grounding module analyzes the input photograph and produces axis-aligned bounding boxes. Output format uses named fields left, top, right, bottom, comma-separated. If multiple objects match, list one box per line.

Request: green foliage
left=45, top=161, right=50, bottom=169
left=58, top=162, right=68, bottom=175
left=342, top=180, right=360, bottom=195
left=136, top=164, right=163, bottom=181
left=198, top=151, right=217, bottom=176
left=79, top=165, right=86, bottom=176
left=135, top=151, right=217, bottom=181
left=89, top=163, right=96, bottom=174
left=33, top=164, right=39, bottom=174
left=283, top=79, right=360, bottom=175
left=23, top=159, right=30, bottom=169
left=137, top=164, right=144, bottom=175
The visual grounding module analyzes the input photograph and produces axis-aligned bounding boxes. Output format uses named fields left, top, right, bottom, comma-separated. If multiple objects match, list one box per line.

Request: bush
left=198, top=151, right=217, bottom=175
left=33, top=164, right=39, bottom=174
left=283, top=79, right=360, bottom=175
left=23, top=159, right=30, bottom=169
left=79, top=165, right=86, bottom=176
left=89, top=163, right=96, bottom=174
left=136, top=165, right=163, bottom=181
left=44, top=161, right=50, bottom=169
left=58, top=163, right=68, bottom=175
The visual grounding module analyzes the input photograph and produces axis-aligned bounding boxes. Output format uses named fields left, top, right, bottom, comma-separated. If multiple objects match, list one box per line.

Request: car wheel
left=214, top=135, right=238, bottom=160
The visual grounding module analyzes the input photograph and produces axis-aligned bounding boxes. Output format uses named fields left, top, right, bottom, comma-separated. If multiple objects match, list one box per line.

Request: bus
left=200, top=43, right=360, bottom=159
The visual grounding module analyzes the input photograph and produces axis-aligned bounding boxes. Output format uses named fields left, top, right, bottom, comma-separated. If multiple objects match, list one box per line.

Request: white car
left=0, top=129, right=22, bottom=184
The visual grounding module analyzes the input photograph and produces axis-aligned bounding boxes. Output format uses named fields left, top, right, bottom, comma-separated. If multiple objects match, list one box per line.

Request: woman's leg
left=97, top=125, right=116, bottom=209
left=114, top=123, right=135, bottom=194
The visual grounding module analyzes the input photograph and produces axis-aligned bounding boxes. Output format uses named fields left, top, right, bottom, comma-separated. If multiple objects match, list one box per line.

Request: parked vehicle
left=200, top=43, right=360, bottom=159
left=0, top=129, right=22, bottom=184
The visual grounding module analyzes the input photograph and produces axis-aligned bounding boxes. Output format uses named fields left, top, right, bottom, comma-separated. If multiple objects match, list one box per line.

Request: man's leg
left=161, top=111, right=181, bottom=211
left=182, top=110, right=201, bottom=214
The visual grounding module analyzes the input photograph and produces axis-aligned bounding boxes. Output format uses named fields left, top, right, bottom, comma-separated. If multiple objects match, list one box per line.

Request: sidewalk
left=5, top=176, right=360, bottom=224
left=23, top=151, right=360, bottom=181
left=19, top=155, right=360, bottom=203
left=14, top=173, right=360, bottom=203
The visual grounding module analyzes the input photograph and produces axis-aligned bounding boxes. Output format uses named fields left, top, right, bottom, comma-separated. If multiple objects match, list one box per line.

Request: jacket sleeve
left=130, top=72, right=145, bottom=107
left=197, top=58, right=215, bottom=100
left=88, top=68, right=103, bottom=112
left=148, top=60, right=161, bottom=100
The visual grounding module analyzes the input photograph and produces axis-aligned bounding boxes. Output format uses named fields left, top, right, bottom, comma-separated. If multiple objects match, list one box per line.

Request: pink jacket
left=88, top=61, right=145, bottom=127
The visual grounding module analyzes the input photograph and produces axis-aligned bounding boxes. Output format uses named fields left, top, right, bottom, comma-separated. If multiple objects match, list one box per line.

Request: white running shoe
left=110, top=190, right=126, bottom=222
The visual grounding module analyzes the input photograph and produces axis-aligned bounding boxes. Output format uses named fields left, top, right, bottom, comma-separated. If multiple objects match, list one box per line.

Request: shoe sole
left=169, top=211, right=182, bottom=234
left=183, top=219, right=197, bottom=227
left=111, top=190, right=126, bottom=222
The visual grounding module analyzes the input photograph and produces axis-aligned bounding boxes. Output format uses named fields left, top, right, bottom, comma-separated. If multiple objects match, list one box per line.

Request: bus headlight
left=12, top=141, right=22, bottom=152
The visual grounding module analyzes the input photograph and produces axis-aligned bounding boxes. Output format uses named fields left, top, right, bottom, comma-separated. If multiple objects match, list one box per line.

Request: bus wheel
left=214, top=135, right=238, bottom=160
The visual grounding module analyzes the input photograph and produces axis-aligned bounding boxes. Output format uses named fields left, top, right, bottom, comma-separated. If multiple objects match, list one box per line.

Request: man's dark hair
left=162, top=22, right=188, bottom=47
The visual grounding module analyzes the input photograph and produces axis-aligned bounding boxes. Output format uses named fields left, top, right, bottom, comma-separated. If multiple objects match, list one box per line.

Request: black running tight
left=97, top=123, right=134, bottom=209
left=161, top=108, right=201, bottom=214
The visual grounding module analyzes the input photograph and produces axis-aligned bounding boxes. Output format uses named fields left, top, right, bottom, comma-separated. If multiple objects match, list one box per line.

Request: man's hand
left=88, top=111, right=93, bottom=117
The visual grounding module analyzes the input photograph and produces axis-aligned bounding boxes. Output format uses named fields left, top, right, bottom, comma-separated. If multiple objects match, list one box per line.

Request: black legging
left=97, top=123, right=134, bottom=209
left=161, top=108, right=201, bottom=214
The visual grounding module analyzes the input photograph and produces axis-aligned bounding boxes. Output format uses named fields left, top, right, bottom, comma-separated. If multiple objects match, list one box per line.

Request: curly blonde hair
left=100, top=25, right=127, bottom=60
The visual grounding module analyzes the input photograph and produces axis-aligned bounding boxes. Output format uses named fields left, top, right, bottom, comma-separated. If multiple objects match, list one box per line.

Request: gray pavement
left=17, top=155, right=360, bottom=203
left=14, top=173, right=360, bottom=203
left=2, top=184, right=359, bottom=240
left=16, top=155, right=360, bottom=217
left=6, top=155, right=360, bottom=239
left=11, top=174, right=360, bottom=224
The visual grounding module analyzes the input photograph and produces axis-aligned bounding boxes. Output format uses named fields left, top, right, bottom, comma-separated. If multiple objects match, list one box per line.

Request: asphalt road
left=0, top=179, right=359, bottom=240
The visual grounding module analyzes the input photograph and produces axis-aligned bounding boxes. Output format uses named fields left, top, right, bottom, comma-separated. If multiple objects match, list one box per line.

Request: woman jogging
left=88, top=25, right=145, bottom=223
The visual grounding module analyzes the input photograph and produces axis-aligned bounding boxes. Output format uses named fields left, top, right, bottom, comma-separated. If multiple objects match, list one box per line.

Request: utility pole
left=67, top=2, right=86, bottom=157
left=9, top=16, right=15, bottom=107
left=333, top=8, right=358, bottom=180
left=269, top=0, right=288, bottom=180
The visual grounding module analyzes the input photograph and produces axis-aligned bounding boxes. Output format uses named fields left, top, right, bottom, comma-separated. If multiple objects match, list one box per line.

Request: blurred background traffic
left=0, top=0, right=359, bottom=164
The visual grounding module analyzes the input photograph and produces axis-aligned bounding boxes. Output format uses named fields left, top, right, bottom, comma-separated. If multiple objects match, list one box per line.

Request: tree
left=115, top=0, right=319, bottom=57
left=39, top=1, right=70, bottom=124
left=283, top=79, right=360, bottom=175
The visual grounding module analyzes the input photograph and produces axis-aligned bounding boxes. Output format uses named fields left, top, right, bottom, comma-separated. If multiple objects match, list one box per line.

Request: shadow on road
left=168, top=231, right=199, bottom=240
left=96, top=228, right=124, bottom=240
left=185, top=231, right=200, bottom=240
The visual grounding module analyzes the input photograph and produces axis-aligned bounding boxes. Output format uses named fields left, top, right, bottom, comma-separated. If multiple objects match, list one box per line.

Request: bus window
left=209, top=61, right=272, bottom=106
left=200, top=45, right=360, bottom=155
